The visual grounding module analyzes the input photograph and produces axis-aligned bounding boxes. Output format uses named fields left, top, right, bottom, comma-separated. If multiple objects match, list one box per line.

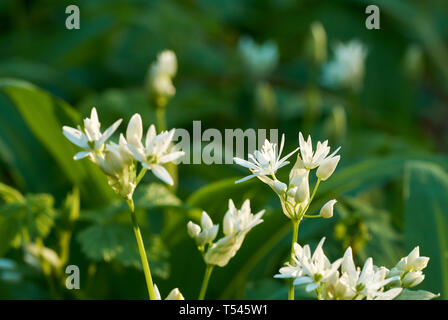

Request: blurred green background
left=0, top=0, right=448, bottom=299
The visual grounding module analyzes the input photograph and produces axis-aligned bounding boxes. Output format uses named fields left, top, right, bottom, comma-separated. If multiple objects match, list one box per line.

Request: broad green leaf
left=0, top=78, right=115, bottom=204
left=396, top=289, right=439, bottom=300
left=404, top=161, right=448, bottom=299
left=77, top=223, right=170, bottom=279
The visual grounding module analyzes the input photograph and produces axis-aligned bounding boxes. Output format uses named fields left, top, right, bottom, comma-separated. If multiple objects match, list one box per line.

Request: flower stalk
left=127, top=198, right=157, bottom=300
left=288, top=220, right=300, bottom=300
left=198, top=264, right=214, bottom=300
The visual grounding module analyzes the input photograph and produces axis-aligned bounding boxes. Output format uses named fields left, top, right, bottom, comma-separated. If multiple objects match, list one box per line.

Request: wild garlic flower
left=388, top=247, right=429, bottom=288
left=322, top=40, right=368, bottom=92
left=275, top=240, right=437, bottom=300
left=188, top=199, right=264, bottom=268
left=205, top=200, right=264, bottom=267
left=233, top=135, right=299, bottom=183
left=337, top=247, right=401, bottom=300
left=98, top=134, right=137, bottom=199
left=187, top=212, right=219, bottom=249
left=63, top=107, right=122, bottom=161
left=126, top=114, right=184, bottom=186
left=238, top=36, right=279, bottom=78
left=154, top=284, right=184, bottom=300
left=147, top=50, right=177, bottom=107
left=234, top=132, right=339, bottom=221
left=292, top=238, right=342, bottom=292
left=298, top=132, right=340, bottom=171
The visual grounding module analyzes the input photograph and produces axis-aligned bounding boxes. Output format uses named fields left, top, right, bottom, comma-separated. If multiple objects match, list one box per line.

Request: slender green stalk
left=136, top=168, right=148, bottom=185
left=288, top=220, right=300, bottom=300
left=126, top=199, right=157, bottom=300
left=301, top=178, right=321, bottom=216
left=198, top=264, right=214, bottom=300
left=155, top=107, right=167, bottom=132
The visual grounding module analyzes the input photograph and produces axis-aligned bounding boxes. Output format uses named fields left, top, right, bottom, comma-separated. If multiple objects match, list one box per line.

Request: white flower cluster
left=275, top=238, right=438, bottom=300
left=187, top=199, right=264, bottom=267
left=322, top=40, right=368, bottom=92
left=234, top=132, right=340, bottom=221
left=63, top=108, right=184, bottom=199
left=147, top=50, right=177, bottom=106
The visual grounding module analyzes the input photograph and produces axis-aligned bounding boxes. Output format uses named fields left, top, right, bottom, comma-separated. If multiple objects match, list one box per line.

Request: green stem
left=127, top=199, right=157, bottom=300
left=136, top=168, right=148, bottom=185
left=301, top=178, right=321, bottom=216
left=198, top=264, right=214, bottom=300
left=155, top=107, right=167, bottom=132
left=288, top=220, right=300, bottom=300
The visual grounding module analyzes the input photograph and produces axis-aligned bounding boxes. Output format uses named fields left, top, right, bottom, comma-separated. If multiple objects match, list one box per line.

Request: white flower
left=292, top=238, right=342, bottom=292
left=322, top=40, right=368, bottom=91
left=154, top=284, right=184, bottom=300
left=274, top=242, right=313, bottom=279
left=204, top=199, right=264, bottom=267
left=152, top=50, right=177, bottom=78
left=97, top=134, right=136, bottom=199
left=319, top=199, right=337, bottom=219
left=148, top=50, right=177, bottom=103
left=126, top=115, right=184, bottom=186
left=187, top=211, right=219, bottom=248
left=222, top=199, right=265, bottom=236
left=233, top=134, right=299, bottom=183
left=63, top=107, right=122, bottom=160
left=298, top=132, right=340, bottom=170
left=339, top=247, right=401, bottom=300
left=389, top=247, right=430, bottom=288
left=238, top=36, right=279, bottom=78
left=316, top=155, right=340, bottom=181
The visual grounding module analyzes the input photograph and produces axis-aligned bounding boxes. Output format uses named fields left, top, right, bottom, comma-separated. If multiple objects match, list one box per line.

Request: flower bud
left=402, top=271, right=425, bottom=288
left=187, top=221, right=201, bottom=238
left=165, top=288, right=184, bottom=300
left=320, top=199, right=337, bottom=218
left=273, top=180, right=287, bottom=194
left=294, top=175, right=309, bottom=203
left=310, top=21, right=327, bottom=65
left=317, top=155, right=340, bottom=181
left=223, top=212, right=234, bottom=236
left=287, top=187, right=297, bottom=198
left=201, top=211, right=214, bottom=230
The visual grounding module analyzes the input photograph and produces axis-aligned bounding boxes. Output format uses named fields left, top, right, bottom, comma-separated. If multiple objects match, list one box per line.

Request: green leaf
left=0, top=78, right=115, bottom=204
left=0, top=192, right=56, bottom=255
left=0, top=182, right=24, bottom=203
left=404, top=161, right=448, bottom=299
left=396, top=289, right=439, bottom=300
left=77, top=223, right=170, bottom=279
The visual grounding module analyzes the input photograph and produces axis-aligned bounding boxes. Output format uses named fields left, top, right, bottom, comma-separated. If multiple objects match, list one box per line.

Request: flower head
left=194, top=199, right=264, bottom=267
left=292, top=238, right=342, bottom=292
left=62, top=107, right=122, bottom=161
left=126, top=114, right=184, bottom=186
left=233, top=134, right=299, bottom=183
left=187, top=212, right=219, bottom=249
left=147, top=50, right=177, bottom=107
left=298, top=132, right=340, bottom=171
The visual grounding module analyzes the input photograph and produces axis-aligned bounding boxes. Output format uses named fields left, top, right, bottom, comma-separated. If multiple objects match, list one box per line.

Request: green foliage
left=404, top=161, right=448, bottom=299
left=0, top=0, right=448, bottom=300
left=0, top=183, right=56, bottom=256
